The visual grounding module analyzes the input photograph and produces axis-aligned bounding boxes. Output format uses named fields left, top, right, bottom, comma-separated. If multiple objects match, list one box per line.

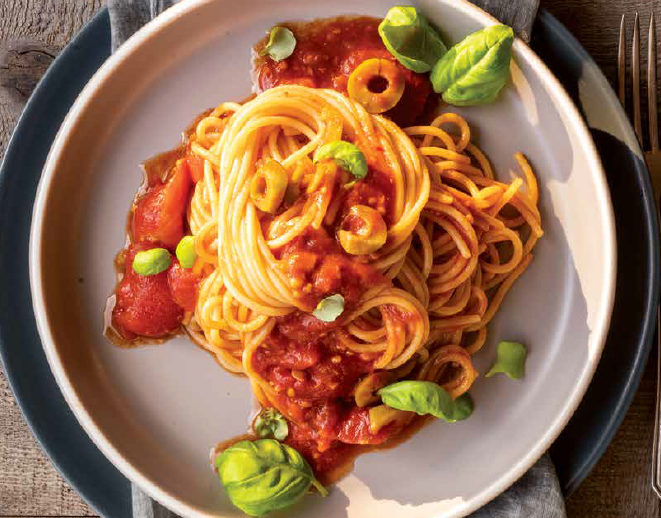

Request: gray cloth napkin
left=108, top=1, right=564, bottom=517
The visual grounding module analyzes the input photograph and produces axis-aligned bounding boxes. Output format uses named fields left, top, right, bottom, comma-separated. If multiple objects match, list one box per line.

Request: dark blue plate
left=0, top=7, right=657, bottom=517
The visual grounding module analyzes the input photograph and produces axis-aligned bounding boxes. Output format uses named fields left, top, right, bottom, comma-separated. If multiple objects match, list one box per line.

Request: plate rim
left=536, top=8, right=661, bottom=493
left=19, top=1, right=616, bottom=517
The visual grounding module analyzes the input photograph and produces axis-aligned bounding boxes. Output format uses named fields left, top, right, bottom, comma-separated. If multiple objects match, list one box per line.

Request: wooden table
left=0, top=0, right=658, bottom=516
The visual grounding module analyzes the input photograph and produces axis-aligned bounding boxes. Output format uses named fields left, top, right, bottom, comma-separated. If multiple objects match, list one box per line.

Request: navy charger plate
left=0, top=7, right=657, bottom=516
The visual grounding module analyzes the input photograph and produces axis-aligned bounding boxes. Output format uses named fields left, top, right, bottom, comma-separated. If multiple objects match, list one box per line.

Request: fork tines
left=619, top=12, right=659, bottom=151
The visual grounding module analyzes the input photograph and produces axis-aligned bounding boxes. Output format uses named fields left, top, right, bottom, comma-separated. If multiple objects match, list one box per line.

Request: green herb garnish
left=215, top=439, right=327, bottom=516
left=312, top=294, right=345, bottom=322
left=313, top=141, right=367, bottom=179
left=260, top=26, right=296, bottom=62
left=378, top=380, right=473, bottom=422
left=486, top=340, right=527, bottom=379
left=430, top=24, right=514, bottom=106
left=254, top=408, right=289, bottom=441
left=378, top=6, right=447, bottom=73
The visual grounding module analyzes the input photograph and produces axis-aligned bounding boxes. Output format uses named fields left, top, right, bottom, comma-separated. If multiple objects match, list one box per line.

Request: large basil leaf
left=486, top=341, right=526, bottom=379
left=254, top=408, right=289, bottom=441
left=377, top=380, right=473, bottom=423
left=378, top=6, right=447, bottom=73
left=216, top=439, right=327, bottom=516
left=430, top=25, right=514, bottom=106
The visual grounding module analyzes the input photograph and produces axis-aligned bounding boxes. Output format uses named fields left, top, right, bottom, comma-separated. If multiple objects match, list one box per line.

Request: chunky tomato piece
left=253, top=328, right=373, bottom=401
left=112, top=244, right=183, bottom=338
left=337, top=406, right=391, bottom=445
left=277, top=311, right=336, bottom=342
left=257, top=332, right=324, bottom=370
left=167, top=261, right=200, bottom=312
left=132, top=159, right=192, bottom=248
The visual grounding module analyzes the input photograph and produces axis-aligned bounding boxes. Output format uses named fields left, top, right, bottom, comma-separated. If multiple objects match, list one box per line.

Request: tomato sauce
left=109, top=15, right=429, bottom=483
left=251, top=243, right=424, bottom=481
left=112, top=243, right=184, bottom=339
left=252, top=324, right=400, bottom=481
left=341, top=166, right=396, bottom=225
left=107, top=152, right=201, bottom=342
left=254, top=16, right=433, bottom=126
left=274, top=227, right=386, bottom=311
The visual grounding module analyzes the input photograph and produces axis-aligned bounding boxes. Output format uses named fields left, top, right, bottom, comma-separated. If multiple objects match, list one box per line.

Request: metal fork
left=619, top=11, right=661, bottom=499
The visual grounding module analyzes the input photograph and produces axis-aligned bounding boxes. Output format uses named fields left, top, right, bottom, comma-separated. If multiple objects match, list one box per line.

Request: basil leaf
left=430, top=25, right=514, bottom=106
left=175, top=236, right=197, bottom=269
left=314, top=141, right=367, bottom=179
left=312, top=294, right=344, bottom=322
left=215, top=439, right=327, bottom=516
left=486, top=341, right=526, bottom=379
left=378, top=381, right=473, bottom=423
left=378, top=6, right=447, bottom=73
left=452, top=393, right=474, bottom=421
left=260, top=26, right=296, bottom=62
left=132, top=248, right=171, bottom=276
left=254, top=408, right=289, bottom=441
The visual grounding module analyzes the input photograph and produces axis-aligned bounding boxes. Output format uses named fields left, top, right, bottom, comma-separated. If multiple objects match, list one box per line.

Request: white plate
left=29, top=0, right=616, bottom=517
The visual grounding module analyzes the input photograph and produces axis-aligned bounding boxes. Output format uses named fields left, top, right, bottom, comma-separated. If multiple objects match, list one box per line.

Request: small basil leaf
left=313, top=141, right=367, bottom=179
left=215, top=439, right=327, bottom=516
left=486, top=341, right=526, bottom=379
left=254, top=408, right=289, bottom=441
left=312, top=294, right=344, bottom=322
left=378, top=6, right=447, bottom=73
left=260, top=26, right=296, bottom=62
left=132, top=248, right=171, bottom=276
left=430, top=25, right=514, bottom=106
left=175, top=236, right=197, bottom=269
left=451, top=393, right=474, bottom=421
left=378, top=380, right=457, bottom=421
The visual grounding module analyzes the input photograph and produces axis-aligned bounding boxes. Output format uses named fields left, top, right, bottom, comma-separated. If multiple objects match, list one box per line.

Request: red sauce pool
left=254, top=16, right=434, bottom=126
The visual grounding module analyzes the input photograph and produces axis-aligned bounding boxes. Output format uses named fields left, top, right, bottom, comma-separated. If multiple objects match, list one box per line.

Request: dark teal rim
left=533, top=10, right=660, bottom=493
left=0, top=7, right=657, bottom=517
left=0, top=8, right=131, bottom=518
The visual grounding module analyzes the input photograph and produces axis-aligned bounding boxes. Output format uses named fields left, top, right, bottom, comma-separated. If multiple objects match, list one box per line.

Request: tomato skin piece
left=188, top=155, right=205, bottom=183
left=132, top=160, right=192, bottom=249
left=112, top=244, right=183, bottom=339
left=167, top=261, right=200, bottom=312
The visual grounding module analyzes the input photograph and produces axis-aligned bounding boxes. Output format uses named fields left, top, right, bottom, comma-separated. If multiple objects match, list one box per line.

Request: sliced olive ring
left=338, top=204, right=387, bottom=255
left=347, top=58, right=405, bottom=114
left=250, top=158, right=289, bottom=213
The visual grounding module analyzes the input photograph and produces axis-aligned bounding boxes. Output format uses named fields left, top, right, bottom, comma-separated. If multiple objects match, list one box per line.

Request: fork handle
left=652, top=201, right=661, bottom=498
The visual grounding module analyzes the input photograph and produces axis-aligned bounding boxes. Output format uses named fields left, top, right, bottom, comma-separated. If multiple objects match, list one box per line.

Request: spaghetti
left=178, top=84, right=542, bottom=468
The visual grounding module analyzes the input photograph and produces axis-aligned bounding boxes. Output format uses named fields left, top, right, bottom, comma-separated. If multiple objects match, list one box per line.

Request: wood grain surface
left=0, top=0, right=658, bottom=517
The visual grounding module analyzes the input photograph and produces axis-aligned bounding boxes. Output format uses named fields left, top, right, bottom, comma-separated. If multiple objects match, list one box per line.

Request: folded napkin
left=108, top=1, right=565, bottom=517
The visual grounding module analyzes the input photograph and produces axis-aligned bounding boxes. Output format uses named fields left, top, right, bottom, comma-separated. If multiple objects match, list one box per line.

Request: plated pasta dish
left=105, top=7, right=543, bottom=516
